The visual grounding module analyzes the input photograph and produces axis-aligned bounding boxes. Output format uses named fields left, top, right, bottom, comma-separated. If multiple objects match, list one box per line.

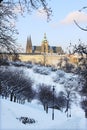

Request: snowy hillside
left=0, top=64, right=79, bottom=92
left=0, top=63, right=87, bottom=130
left=0, top=98, right=87, bottom=130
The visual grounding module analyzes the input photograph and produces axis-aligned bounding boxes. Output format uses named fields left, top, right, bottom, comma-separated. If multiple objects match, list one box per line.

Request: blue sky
left=16, top=0, right=87, bottom=52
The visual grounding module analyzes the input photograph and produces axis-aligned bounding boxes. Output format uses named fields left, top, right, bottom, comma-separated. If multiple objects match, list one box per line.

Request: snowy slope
left=1, top=65, right=75, bottom=92
left=0, top=98, right=87, bottom=130
left=0, top=64, right=87, bottom=130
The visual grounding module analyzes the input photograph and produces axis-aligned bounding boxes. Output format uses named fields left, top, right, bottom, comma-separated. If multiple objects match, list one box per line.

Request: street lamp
left=52, top=85, right=55, bottom=120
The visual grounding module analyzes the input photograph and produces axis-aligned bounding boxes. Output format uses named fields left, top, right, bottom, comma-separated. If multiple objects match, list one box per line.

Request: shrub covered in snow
left=25, top=63, right=33, bottom=68
left=53, top=70, right=65, bottom=84
left=11, top=61, right=25, bottom=67
left=50, top=66, right=57, bottom=72
left=33, top=66, right=50, bottom=75
left=17, top=116, right=36, bottom=124
left=0, top=58, right=10, bottom=66
left=11, top=61, right=33, bottom=68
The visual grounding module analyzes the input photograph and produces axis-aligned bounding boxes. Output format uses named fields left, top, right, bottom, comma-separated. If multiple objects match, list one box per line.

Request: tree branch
left=74, top=20, right=87, bottom=31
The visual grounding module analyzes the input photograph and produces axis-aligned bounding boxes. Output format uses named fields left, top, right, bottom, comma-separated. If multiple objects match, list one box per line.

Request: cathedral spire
left=44, top=33, right=46, bottom=40
left=41, top=33, right=49, bottom=53
left=27, top=36, right=32, bottom=45
left=26, top=36, right=32, bottom=53
left=43, top=33, right=47, bottom=41
left=42, top=33, right=48, bottom=43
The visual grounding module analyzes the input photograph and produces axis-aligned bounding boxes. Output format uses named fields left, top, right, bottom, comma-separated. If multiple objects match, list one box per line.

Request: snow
left=25, top=66, right=66, bottom=93
left=0, top=64, right=87, bottom=130
left=0, top=65, right=78, bottom=89
left=0, top=98, right=87, bottom=130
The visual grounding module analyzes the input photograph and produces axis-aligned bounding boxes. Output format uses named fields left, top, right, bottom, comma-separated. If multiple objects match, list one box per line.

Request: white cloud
left=60, top=11, right=87, bottom=24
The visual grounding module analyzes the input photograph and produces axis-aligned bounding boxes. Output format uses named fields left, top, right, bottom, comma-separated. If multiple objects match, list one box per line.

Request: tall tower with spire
left=41, top=33, right=49, bottom=53
left=26, top=36, right=32, bottom=53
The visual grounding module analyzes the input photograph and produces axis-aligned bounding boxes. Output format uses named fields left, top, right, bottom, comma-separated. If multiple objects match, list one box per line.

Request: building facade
left=0, top=33, right=79, bottom=67
left=26, top=33, right=64, bottom=54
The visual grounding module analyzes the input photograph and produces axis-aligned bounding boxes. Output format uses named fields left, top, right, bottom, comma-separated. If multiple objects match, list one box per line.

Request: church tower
left=26, top=36, right=32, bottom=53
left=41, top=33, right=49, bottom=53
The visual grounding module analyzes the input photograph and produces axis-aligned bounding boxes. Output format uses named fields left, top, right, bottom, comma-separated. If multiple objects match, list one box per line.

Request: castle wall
left=19, top=54, right=43, bottom=64
left=19, top=54, right=65, bottom=66
left=0, top=53, right=79, bottom=67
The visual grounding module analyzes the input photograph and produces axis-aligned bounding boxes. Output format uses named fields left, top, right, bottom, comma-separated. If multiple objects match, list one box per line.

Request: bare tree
left=0, top=3, right=18, bottom=52
left=0, top=67, right=35, bottom=103
left=63, top=76, right=79, bottom=117
left=38, top=83, right=53, bottom=113
left=0, top=0, right=52, bottom=52
left=0, top=0, right=52, bottom=19
left=74, top=7, right=87, bottom=31
left=70, top=41, right=87, bottom=118
left=0, top=0, right=3, bottom=3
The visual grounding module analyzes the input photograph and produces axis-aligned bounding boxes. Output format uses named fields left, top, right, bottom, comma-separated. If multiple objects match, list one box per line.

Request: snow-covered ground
left=0, top=65, right=78, bottom=92
left=0, top=63, right=87, bottom=130
left=0, top=98, right=87, bottom=130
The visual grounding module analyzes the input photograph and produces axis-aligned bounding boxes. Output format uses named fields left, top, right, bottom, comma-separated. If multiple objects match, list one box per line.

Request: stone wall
left=0, top=53, right=79, bottom=67
left=19, top=54, right=66, bottom=66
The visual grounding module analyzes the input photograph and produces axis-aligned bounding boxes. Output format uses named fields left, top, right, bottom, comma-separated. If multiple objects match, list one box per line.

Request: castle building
left=26, top=33, right=64, bottom=54
left=0, top=33, right=79, bottom=66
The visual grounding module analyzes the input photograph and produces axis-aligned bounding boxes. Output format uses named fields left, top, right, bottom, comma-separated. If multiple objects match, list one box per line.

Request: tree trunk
left=17, top=98, right=19, bottom=103
left=85, top=109, right=87, bottom=118
left=2, top=95, right=4, bottom=99
left=46, top=104, right=48, bottom=113
left=14, top=95, right=16, bottom=102
left=10, top=92, right=14, bottom=101
left=19, top=99, right=21, bottom=104
left=44, top=103, right=46, bottom=111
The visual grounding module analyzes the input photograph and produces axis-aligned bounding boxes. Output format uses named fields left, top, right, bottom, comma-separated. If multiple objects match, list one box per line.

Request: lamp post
left=52, top=85, right=55, bottom=120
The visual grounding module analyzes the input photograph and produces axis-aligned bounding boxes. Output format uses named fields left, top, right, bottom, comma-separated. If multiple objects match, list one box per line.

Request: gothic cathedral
left=26, top=33, right=64, bottom=54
